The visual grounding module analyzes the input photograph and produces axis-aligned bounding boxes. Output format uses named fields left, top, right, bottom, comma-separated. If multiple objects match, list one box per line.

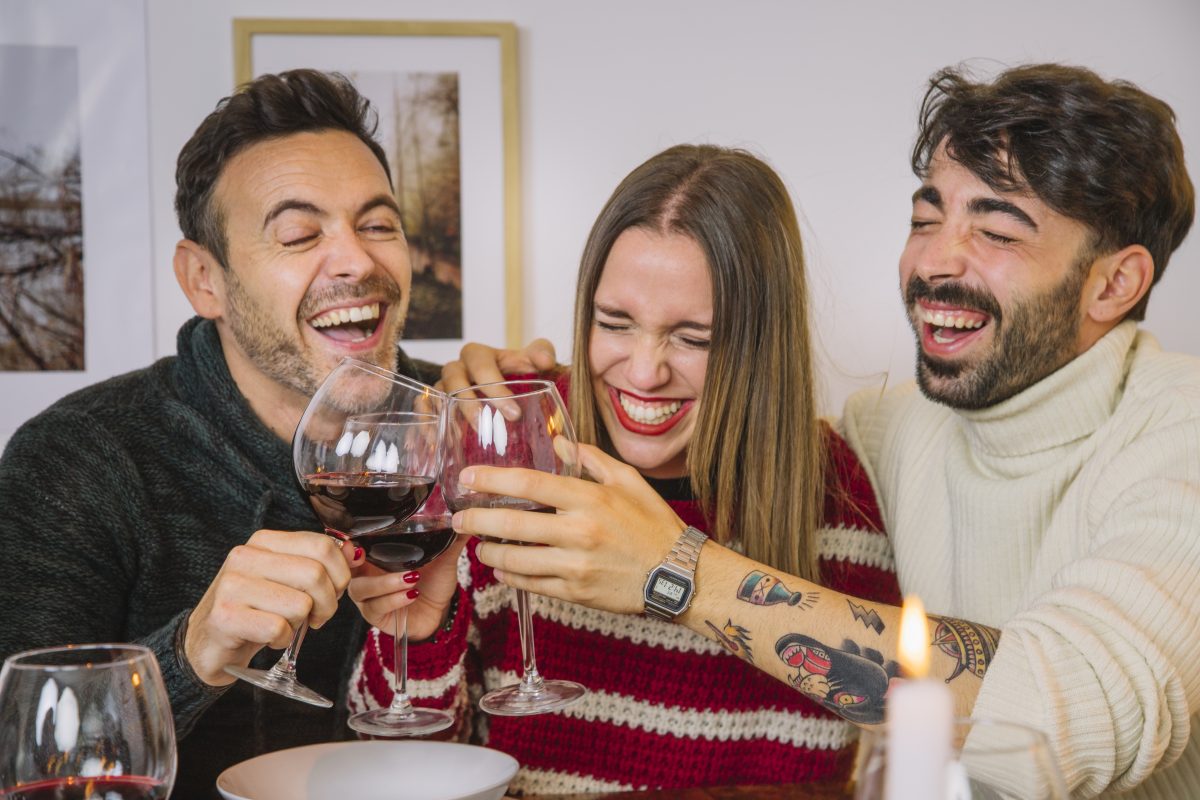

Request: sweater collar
left=955, top=320, right=1137, bottom=461
left=173, top=317, right=310, bottom=521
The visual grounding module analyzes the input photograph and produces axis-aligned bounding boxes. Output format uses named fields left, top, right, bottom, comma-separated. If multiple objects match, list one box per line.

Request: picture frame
left=233, top=18, right=522, bottom=363
left=0, top=0, right=154, bottom=448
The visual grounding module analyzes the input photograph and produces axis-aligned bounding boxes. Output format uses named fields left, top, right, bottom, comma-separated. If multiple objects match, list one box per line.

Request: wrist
left=643, top=525, right=708, bottom=621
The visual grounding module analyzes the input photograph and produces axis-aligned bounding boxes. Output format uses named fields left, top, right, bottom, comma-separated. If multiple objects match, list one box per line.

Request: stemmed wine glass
left=225, top=357, right=442, bottom=707
left=441, top=379, right=587, bottom=716
left=0, top=644, right=176, bottom=799
left=347, top=461, right=458, bottom=736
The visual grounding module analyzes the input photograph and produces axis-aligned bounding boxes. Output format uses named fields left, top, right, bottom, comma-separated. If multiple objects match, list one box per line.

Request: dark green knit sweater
left=0, top=317, right=440, bottom=798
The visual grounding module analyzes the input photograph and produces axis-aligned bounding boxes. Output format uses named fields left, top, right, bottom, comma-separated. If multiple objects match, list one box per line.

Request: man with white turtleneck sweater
left=840, top=65, right=1200, bottom=797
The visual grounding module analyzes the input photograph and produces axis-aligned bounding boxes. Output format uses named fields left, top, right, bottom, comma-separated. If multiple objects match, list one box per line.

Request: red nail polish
left=353, top=546, right=364, bottom=560
left=406, top=588, right=420, bottom=600
left=403, top=571, right=421, bottom=584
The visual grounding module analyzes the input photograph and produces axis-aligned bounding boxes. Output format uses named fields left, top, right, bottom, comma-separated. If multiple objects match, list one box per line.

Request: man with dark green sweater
left=0, top=70, right=441, bottom=797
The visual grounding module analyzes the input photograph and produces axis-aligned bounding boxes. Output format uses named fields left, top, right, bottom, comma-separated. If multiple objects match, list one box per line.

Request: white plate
left=216, top=740, right=518, bottom=800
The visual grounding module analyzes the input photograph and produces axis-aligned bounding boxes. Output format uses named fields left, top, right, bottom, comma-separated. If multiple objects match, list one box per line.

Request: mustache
left=904, top=276, right=1002, bottom=320
left=298, top=276, right=404, bottom=320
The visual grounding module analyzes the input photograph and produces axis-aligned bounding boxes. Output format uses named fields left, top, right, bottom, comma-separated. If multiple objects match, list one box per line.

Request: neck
left=215, top=326, right=307, bottom=442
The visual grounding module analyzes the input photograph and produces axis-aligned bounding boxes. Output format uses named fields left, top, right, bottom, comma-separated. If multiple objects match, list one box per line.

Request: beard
left=224, top=269, right=405, bottom=399
left=905, top=262, right=1087, bottom=410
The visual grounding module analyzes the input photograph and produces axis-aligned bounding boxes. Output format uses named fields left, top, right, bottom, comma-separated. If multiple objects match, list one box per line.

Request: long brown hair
left=569, top=144, right=824, bottom=580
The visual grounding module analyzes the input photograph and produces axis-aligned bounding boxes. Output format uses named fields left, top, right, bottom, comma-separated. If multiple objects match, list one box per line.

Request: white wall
left=7, top=0, right=1200, bottom=440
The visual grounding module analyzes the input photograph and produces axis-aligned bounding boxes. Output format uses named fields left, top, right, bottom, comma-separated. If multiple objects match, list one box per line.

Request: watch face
left=648, top=570, right=690, bottom=608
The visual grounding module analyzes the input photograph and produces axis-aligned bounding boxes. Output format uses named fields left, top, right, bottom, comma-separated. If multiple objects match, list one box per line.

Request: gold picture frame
left=233, top=18, right=522, bottom=357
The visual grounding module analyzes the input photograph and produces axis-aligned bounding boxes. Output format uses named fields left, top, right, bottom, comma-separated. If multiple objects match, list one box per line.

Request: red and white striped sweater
left=349, top=422, right=899, bottom=795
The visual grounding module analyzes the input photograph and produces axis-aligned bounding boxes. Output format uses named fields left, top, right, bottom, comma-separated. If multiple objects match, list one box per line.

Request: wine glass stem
left=515, top=588, right=545, bottom=693
left=388, top=607, right=415, bottom=716
left=269, top=621, right=308, bottom=679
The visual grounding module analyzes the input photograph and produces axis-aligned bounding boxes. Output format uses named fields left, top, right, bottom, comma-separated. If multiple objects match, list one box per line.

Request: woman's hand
left=451, top=444, right=687, bottom=615
left=347, top=534, right=468, bottom=640
left=438, top=338, right=558, bottom=396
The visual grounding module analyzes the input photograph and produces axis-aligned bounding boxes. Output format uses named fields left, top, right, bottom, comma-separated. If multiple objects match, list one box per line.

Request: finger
left=224, top=544, right=343, bottom=626
left=347, top=570, right=421, bottom=604
left=210, top=602, right=297, bottom=651
left=575, top=442, right=643, bottom=487
left=349, top=581, right=422, bottom=629
left=490, top=568, right=572, bottom=599
left=244, top=529, right=353, bottom=593
left=457, top=465, right=595, bottom=513
left=439, top=360, right=476, bottom=397
left=476, top=539, right=569, bottom=577
left=210, top=571, right=316, bottom=640
left=460, top=344, right=512, bottom=393
left=522, top=338, right=559, bottom=372
left=453, top=506, right=562, bottom=545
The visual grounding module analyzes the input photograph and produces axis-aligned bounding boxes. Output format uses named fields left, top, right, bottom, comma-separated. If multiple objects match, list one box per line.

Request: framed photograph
left=234, top=19, right=522, bottom=364
left=0, top=0, right=154, bottom=447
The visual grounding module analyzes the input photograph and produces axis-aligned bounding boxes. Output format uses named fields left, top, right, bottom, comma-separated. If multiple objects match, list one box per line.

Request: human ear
left=1083, top=244, right=1154, bottom=324
left=174, top=239, right=226, bottom=320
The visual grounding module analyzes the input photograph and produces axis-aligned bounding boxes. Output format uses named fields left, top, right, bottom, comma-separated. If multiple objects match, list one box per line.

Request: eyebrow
left=262, top=194, right=403, bottom=231
left=911, top=185, right=1039, bottom=232
left=594, top=302, right=711, bottom=332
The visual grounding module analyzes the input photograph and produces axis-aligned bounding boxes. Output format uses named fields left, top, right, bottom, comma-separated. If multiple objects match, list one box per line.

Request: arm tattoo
left=930, top=616, right=1001, bottom=683
left=775, top=634, right=899, bottom=724
left=847, top=600, right=886, bottom=634
left=737, top=570, right=819, bottom=609
left=705, top=618, right=754, bottom=664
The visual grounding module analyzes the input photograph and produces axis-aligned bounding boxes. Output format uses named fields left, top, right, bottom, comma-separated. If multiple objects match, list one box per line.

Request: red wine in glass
left=302, top=472, right=434, bottom=537
left=2, top=775, right=167, bottom=799
left=353, top=519, right=456, bottom=571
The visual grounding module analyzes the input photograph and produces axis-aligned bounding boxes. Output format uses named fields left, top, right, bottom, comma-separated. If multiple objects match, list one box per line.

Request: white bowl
left=216, top=740, right=518, bottom=800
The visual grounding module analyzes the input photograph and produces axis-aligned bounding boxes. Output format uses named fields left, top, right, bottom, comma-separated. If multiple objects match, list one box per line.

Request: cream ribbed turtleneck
left=842, top=321, right=1200, bottom=798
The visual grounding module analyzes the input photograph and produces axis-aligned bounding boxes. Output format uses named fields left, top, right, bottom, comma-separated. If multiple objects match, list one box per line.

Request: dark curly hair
left=175, top=69, right=391, bottom=269
left=912, top=63, right=1194, bottom=320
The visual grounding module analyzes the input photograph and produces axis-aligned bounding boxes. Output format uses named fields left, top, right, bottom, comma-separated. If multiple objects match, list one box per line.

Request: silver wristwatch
left=643, top=525, right=708, bottom=620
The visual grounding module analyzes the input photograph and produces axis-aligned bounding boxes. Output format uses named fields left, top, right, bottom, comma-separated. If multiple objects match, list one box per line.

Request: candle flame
left=898, top=594, right=931, bottom=678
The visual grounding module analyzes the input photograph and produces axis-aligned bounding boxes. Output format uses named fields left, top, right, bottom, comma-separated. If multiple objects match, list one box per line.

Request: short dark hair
left=912, top=63, right=1194, bottom=320
left=174, top=69, right=391, bottom=269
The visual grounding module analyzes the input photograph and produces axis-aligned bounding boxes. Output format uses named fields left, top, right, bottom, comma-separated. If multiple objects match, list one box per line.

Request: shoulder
left=1122, top=330, right=1200, bottom=411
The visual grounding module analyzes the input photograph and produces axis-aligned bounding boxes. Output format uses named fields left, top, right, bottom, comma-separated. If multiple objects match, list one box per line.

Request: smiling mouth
left=917, top=304, right=990, bottom=350
left=608, top=386, right=692, bottom=435
left=308, top=302, right=384, bottom=344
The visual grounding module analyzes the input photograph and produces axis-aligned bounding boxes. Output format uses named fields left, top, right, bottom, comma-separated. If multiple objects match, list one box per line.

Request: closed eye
left=595, top=320, right=629, bottom=332
left=982, top=230, right=1017, bottom=245
left=282, top=233, right=319, bottom=247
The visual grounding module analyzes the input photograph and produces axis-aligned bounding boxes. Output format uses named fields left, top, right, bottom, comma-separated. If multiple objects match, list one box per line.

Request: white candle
left=884, top=595, right=955, bottom=800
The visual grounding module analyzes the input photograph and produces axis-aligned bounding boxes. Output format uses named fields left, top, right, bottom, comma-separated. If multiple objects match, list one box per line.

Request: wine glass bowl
left=0, top=644, right=176, bottom=800
left=441, top=379, right=587, bottom=716
left=224, top=358, right=442, bottom=709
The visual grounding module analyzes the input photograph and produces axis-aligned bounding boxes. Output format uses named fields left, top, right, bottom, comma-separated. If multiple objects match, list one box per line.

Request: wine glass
left=441, top=379, right=587, bottom=716
left=224, top=357, right=442, bottom=707
left=347, top=477, right=458, bottom=736
left=0, top=644, right=176, bottom=799
left=855, top=717, right=1068, bottom=799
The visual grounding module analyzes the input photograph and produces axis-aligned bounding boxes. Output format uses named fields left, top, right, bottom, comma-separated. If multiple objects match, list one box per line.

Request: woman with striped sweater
left=347, top=145, right=900, bottom=795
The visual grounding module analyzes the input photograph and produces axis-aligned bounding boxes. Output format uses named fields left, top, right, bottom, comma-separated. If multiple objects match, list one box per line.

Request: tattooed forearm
left=775, top=634, right=899, bottom=724
left=737, top=570, right=819, bottom=609
left=847, top=600, right=885, bottom=634
left=930, top=616, right=1001, bottom=683
left=705, top=619, right=755, bottom=664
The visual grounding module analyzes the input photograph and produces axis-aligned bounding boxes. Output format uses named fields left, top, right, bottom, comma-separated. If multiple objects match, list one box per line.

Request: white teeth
left=918, top=308, right=985, bottom=330
left=618, top=392, right=682, bottom=425
left=310, top=303, right=381, bottom=329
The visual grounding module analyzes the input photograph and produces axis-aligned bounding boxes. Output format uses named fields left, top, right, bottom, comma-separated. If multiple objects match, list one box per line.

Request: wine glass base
left=348, top=706, right=455, bottom=737
left=224, top=665, right=333, bottom=708
left=479, top=679, right=586, bottom=717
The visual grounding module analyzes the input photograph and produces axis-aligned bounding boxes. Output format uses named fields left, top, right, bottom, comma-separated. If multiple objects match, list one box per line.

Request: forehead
left=214, top=129, right=393, bottom=214
left=596, top=228, right=713, bottom=316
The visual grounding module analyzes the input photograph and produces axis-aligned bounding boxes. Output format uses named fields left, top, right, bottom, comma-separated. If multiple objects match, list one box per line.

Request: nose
left=625, top=335, right=671, bottom=392
left=324, top=227, right=376, bottom=281
left=910, top=225, right=969, bottom=284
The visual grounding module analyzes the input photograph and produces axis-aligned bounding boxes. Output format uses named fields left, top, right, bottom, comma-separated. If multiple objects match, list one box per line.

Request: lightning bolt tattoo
left=847, top=601, right=885, bottom=634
